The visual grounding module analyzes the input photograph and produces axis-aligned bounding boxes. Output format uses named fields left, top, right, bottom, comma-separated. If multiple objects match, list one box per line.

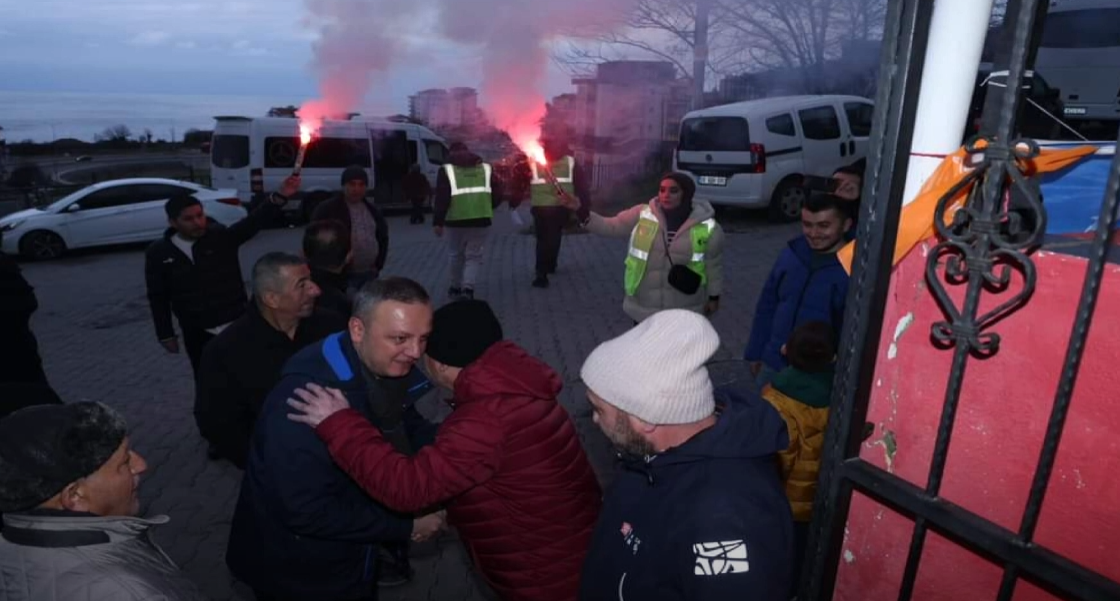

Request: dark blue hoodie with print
left=579, top=386, right=794, bottom=601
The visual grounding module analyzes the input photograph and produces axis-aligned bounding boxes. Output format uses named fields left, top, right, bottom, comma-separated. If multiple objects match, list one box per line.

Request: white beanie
left=580, top=310, right=719, bottom=425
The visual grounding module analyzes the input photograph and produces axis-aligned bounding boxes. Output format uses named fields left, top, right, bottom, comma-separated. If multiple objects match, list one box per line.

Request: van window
left=679, top=117, right=751, bottom=151
left=372, top=130, right=410, bottom=166
left=798, top=106, right=842, bottom=140
left=425, top=140, right=448, bottom=165
left=1040, top=9, right=1120, bottom=49
left=211, top=135, right=249, bottom=169
left=765, top=114, right=796, bottom=137
left=844, top=103, right=874, bottom=137
left=264, top=137, right=371, bottom=169
left=408, top=141, right=418, bottom=164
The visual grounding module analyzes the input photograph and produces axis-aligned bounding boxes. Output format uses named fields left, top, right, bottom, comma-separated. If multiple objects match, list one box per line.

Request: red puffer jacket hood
left=453, top=341, right=562, bottom=405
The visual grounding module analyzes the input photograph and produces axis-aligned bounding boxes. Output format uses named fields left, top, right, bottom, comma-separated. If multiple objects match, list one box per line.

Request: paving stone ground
left=19, top=203, right=798, bottom=600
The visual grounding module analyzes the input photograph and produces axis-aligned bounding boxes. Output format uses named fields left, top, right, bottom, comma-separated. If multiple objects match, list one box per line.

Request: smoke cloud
left=299, top=0, right=639, bottom=151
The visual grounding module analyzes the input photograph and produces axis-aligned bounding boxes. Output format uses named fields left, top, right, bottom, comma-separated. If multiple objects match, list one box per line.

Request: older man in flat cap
left=0, top=402, right=207, bottom=601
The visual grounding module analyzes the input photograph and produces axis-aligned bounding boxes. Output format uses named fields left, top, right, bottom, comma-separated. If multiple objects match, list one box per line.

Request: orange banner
left=838, top=143, right=1098, bottom=274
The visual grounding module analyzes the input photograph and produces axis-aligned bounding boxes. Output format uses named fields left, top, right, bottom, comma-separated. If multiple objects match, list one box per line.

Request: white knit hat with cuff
left=580, top=309, right=719, bottom=425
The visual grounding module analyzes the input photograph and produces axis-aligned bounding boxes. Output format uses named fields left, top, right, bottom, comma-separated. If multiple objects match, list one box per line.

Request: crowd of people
left=0, top=132, right=865, bottom=601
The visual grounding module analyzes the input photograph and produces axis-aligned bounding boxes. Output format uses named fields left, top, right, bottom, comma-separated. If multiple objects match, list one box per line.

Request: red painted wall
left=833, top=242, right=1120, bottom=600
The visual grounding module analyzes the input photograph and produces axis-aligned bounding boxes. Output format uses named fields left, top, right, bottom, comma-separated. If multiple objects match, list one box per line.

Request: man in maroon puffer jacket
left=286, top=299, right=602, bottom=601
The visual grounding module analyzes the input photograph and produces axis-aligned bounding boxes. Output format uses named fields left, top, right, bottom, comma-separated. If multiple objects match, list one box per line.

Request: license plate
left=1064, top=107, right=1087, bottom=115
left=698, top=176, right=727, bottom=186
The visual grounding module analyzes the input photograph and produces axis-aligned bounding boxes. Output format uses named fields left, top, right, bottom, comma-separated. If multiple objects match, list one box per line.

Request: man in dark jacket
left=744, top=193, right=852, bottom=388
left=403, top=164, right=431, bottom=225
left=195, top=252, right=348, bottom=468
left=0, top=236, right=61, bottom=415
left=226, top=277, right=444, bottom=601
left=579, top=310, right=793, bottom=600
left=286, top=299, right=602, bottom=601
left=527, top=134, right=591, bottom=289
left=311, top=166, right=388, bottom=293
left=304, top=219, right=353, bottom=316
left=433, top=141, right=504, bottom=300
left=144, top=177, right=295, bottom=379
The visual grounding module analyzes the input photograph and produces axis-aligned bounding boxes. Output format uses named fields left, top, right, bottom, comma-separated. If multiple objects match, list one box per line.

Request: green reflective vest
left=444, top=163, right=494, bottom=222
left=623, top=206, right=716, bottom=296
left=529, top=156, right=575, bottom=207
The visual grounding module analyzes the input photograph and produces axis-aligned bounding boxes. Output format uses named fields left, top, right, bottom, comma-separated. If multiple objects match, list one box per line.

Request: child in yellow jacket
left=761, top=321, right=836, bottom=594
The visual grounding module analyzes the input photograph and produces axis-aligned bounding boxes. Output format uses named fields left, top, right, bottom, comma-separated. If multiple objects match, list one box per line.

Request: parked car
left=674, top=94, right=875, bottom=221
left=0, top=178, right=246, bottom=260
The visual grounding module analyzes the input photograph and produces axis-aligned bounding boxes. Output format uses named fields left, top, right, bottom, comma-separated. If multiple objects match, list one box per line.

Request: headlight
left=0, top=220, right=25, bottom=232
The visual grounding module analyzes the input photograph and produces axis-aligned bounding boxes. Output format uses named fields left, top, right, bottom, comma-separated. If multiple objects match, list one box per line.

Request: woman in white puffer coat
left=563, top=172, right=725, bottom=323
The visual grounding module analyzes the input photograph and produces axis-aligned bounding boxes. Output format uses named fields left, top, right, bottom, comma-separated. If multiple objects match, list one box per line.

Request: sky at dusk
left=0, top=0, right=582, bottom=113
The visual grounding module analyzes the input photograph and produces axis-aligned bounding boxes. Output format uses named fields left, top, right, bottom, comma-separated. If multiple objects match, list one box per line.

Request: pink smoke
left=300, top=0, right=639, bottom=152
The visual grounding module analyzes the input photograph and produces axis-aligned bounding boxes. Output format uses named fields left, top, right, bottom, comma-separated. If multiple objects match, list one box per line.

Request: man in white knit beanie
left=577, top=309, right=795, bottom=600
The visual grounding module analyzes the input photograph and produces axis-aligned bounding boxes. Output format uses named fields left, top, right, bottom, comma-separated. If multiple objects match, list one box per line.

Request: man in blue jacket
left=579, top=310, right=793, bottom=600
left=745, top=193, right=852, bottom=388
left=226, top=277, right=445, bottom=601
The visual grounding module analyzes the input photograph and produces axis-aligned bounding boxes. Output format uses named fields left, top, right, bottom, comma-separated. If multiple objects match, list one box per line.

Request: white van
left=674, top=95, right=874, bottom=221
left=209, top=116, right=448, bottom=220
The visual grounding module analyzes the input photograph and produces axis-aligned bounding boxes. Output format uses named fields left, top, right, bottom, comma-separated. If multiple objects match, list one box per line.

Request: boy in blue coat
left=745, top=193, right=853, bottom=389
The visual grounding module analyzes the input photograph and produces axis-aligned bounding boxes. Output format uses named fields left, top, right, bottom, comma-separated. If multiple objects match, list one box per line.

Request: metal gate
left=800, top=0, right=1120, bottom=599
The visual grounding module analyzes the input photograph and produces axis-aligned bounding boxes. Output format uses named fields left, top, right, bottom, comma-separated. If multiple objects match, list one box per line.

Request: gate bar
left=799, top=0, right=935, bottom=598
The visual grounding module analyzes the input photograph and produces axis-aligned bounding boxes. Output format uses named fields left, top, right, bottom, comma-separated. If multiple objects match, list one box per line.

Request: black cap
left=426, top=300, right=504, bottom=368
left=340, top=165, right=369, bottom=187
left=0, top=402, right=127, bottom=512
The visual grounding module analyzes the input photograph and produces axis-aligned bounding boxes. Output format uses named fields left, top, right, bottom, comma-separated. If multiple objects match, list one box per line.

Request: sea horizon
left=0, top=90, right=403, bottom=144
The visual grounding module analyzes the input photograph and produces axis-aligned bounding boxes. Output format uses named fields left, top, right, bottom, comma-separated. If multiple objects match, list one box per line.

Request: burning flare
left=293, top=120, right=320, bottom=176
left=524, top=140, right=547, bottom=166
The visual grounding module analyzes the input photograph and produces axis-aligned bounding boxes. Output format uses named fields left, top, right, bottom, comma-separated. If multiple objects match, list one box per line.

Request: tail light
left=217, top=198, right=242, bottom=207
left=250, top=168, right=264, bottom=193
left=751, top=143, right=766, bottom=173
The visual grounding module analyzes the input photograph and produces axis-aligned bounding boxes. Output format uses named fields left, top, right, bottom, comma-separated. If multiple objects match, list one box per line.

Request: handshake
left=411, top=509, right=447, bottom=543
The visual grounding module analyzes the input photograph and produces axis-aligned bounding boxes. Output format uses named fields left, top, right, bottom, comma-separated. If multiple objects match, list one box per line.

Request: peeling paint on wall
left=887, top=313, right=916, bottom=360
left=868, top=428, right=898, bottom=472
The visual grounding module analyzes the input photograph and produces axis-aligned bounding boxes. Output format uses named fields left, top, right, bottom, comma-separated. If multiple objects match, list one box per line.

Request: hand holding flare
left=293, top=124, right=314, bottom=176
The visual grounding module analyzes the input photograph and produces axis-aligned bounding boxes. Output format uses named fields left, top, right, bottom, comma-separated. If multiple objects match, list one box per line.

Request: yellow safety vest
left=444, top=163, right=494, bottom=222
left=623, top=206, right=715, bottom=296
left=529, top=156, right=575, bottom=207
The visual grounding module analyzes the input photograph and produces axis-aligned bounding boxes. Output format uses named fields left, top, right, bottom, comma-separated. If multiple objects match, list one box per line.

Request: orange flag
left=838, top=143, right=1099, bottom=275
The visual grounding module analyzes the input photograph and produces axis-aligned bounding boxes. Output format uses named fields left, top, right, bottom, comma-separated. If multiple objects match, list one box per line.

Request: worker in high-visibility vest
left=528, top=135, right=590, bottom=289
left=559, top=172, right=724, bottom=323
left=433, top=141, right=503, bottom=301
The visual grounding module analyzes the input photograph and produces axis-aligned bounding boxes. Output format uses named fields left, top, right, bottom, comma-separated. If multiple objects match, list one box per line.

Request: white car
left=0, top=178, right=247, bottom=259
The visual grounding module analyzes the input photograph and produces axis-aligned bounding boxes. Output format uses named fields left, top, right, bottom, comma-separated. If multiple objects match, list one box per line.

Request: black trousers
left=532, top=206, right=569, bottom=275
left=181, top=326, right=216, bottom=379
left=408, top=196, right=426, bottom=223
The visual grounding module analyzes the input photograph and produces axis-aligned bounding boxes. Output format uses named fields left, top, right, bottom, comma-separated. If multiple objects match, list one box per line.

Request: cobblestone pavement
left=19, top=204, right=798, bottom=600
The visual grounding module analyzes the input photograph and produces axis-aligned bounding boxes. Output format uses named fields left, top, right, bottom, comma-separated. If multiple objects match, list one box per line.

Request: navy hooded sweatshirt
left=579, top=387, right=794, bottom=601
left=744, top=236, right=850, bottom=370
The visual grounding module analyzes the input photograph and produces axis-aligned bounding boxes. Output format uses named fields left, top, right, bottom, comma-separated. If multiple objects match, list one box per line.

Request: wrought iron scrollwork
left=924, top=136, right=1046, bottom=356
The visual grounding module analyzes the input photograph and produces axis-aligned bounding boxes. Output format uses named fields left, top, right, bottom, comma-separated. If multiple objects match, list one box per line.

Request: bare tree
left=717, top=0, right=885, bottom=81
left=95, top=125, right=132, bottom=143
left=555, top=0, right=747, bottom=81
left=557, top=0, right=886, bottom=95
